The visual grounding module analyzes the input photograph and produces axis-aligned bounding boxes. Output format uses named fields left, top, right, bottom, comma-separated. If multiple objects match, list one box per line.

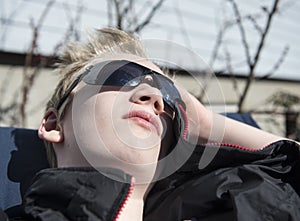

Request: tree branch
left=224, top=46, right=241, bottom=98
left=247, top=15, right=263, bottom=34
left=232, top=0, right=281, bottom=112
left=113, top=0, right=123, bottom=29
left=229, top=0, right=252, bottom=68
left=20, top=0, right=55, bottom=126
left=260, top=45, right=289, bottom=79
left=133, top=0, right=164, bottom=33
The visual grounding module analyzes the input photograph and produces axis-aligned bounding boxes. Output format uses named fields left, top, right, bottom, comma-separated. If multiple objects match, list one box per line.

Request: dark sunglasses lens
left=82, top=61, right=181, bottom=114
left=106, top=65, right=144, bottom=86
left=83, top=62, right=144, bottom=87
left=157, top=76, right=180, bottom=110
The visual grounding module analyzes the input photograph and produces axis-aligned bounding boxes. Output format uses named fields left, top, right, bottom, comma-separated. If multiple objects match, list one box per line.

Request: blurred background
left=0, top=0, right=299, bottom=140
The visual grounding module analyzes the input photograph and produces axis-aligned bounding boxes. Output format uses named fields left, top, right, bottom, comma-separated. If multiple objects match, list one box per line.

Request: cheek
left=94, top=90, right=128, bottom=115
left=94, top=91, right=131, bottom=146
left=94, top=93, right=120, bottom=140
left=95, top=94, right=117, bottom=120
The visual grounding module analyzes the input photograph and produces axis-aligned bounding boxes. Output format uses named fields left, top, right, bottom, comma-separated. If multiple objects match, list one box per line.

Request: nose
left=130, top=79, right=164, bottom=115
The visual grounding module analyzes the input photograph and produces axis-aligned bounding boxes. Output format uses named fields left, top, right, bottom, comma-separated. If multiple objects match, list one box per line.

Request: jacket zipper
left=113, top=179, right=135, bottom=221
left=204, top=142, right=269, bottom=152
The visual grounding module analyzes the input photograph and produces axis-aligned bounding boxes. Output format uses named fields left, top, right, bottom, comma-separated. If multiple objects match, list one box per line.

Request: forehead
left=88, top=54, right=165, bottom=75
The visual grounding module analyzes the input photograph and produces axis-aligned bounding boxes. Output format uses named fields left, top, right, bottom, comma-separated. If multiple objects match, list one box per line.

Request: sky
left=0, top=0, right=299, bottom=80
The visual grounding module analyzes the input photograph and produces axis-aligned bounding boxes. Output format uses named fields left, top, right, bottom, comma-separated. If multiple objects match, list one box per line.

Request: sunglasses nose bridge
left=140, top=73, right=161, bottom=90
left=138, top=74, right=156, bottom=87
left=143, top=75, right=153, bottom=82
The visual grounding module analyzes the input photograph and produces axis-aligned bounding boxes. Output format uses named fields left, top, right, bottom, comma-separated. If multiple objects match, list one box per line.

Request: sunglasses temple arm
left=56, top=76, right=81, bottom=111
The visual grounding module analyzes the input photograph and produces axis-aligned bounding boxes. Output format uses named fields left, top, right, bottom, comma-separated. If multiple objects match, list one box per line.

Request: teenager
left=3, top=28, right=299, bottom=221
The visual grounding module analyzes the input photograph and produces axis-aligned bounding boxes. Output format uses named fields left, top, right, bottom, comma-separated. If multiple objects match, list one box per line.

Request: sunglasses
left=56, top=60, right=182, bottom=115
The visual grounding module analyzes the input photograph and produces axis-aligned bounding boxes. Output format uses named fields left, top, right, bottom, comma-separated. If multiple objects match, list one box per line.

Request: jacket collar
left=23, top=167, right=132, bottom=221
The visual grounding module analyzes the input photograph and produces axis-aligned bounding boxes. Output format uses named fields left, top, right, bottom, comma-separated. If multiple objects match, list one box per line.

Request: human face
left=68, top=57, right=175, bottom=182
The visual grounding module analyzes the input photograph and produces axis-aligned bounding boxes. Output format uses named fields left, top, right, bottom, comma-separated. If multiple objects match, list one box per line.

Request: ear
left=38, top=108, right=64, bottom=143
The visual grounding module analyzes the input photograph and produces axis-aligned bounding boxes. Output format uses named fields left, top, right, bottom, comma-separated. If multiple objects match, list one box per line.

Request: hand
left=175, top=84, right=213, bottom=144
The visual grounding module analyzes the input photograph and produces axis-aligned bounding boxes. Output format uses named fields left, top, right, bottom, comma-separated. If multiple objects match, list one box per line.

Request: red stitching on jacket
left=114, top=178, right=135, bottom=221
left=204, top=142, right=267, bottom=152
left=178, top=103, right=188, bottom=141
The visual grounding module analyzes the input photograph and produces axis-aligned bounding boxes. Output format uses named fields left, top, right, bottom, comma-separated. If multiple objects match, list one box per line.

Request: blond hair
left=45, top=28, right=146, bottom=167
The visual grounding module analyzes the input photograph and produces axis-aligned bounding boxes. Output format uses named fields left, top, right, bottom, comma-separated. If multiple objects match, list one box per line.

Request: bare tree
left=225, top=0, right=289, bottom=112
left=107, top=0, right=165, bottom=33
left=230, top=0, right=285, bottom=112
left=20, top=0, right=56, bottom=126
left=197, top=0, right=289, bottom=112
left=0, top=0, right=85, bottom=127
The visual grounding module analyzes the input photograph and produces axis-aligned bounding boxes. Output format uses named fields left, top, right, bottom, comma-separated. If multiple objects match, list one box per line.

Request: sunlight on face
left=70, top=58, right=174, bottom=184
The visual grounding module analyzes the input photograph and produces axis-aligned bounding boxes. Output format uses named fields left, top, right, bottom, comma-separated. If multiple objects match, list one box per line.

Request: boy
left=4, top=28, right=300, bottom=220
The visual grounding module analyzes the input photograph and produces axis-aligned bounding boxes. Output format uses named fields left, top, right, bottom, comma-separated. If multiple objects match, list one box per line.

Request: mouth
left=124, top=110, right=161, bottom=136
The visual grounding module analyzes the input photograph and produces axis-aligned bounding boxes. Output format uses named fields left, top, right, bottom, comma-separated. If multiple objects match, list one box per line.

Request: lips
left=124, top=110, right=161, bottom=136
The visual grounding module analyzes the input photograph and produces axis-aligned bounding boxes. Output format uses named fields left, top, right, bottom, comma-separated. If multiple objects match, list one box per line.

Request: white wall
left=0, top=65, right=59, bottom=128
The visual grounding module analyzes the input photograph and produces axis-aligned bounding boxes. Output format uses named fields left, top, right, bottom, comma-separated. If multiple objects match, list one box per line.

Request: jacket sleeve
left=145, top=139, right=300, bottom=221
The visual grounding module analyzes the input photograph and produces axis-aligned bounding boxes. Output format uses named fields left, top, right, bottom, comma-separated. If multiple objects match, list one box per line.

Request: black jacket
left=3, top=140, right=300, bottom=221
